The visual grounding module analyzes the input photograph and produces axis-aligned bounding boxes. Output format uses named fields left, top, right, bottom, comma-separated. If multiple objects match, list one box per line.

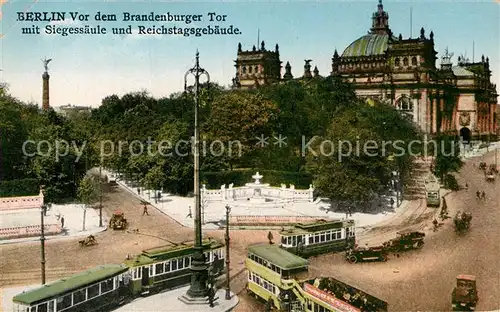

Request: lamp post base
left=184, top=248, right=210, bottom=298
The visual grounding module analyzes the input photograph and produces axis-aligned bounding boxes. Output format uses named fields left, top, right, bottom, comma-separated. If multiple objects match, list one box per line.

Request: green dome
left=342, top=34, right=390, bottom=57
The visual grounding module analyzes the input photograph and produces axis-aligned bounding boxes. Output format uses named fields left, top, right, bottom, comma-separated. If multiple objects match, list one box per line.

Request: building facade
left=233, top=0, right=498, bottom=139
left=54, top=104, right=92, bottom=116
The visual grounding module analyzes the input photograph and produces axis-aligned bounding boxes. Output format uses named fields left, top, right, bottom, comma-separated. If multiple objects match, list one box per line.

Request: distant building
left=54, top=104, right=92, bottom=116
left=233, top=0, right=499, bottom=140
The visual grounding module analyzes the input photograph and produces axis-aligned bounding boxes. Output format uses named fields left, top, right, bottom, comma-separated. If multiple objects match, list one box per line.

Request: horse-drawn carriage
left=383, top=230, right=425, bottom=252
left=454, top=212, right=472, bottom=233
left=109, top=210, right=128, bottom=230
left=79, top=235, right=97, bottom=247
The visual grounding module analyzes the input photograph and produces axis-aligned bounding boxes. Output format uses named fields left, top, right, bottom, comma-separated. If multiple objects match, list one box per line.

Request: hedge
left=0, top=178, right=40, bottom=197
left=201, top=170, right=313, bottom=189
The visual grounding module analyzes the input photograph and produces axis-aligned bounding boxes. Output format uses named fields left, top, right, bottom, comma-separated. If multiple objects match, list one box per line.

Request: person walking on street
left=476, top=190, right=481, bottom=200
left=142, top=204, right=149, bottom=216
left=61, top=216, right=65, bottom=228
left=137, top=188, right=141, bottom=195
left=481, top=191, right=486, bottom=200
left=186, top=206, right=192, bottom=218
left=465, top=183, right=468, bottom=190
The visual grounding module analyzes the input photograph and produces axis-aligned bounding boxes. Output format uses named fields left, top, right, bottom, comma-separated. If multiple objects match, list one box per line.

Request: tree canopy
left=1, top=77, right=424, bottom=203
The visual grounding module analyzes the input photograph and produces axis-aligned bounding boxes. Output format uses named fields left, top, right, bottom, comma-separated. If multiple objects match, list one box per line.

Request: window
left=412, top=56, right=417, bottom=66
left=178, top=259, right=184, bottom=270
left=394, top=58, right=400, bottom=67
left=155, top=263, right=164, bottom=275
left=172, top=260, right=178, bottom=271
left=37, top=303, right=47, bottom=312
left=309, top=236, right=313, bottom=244
left=72, top=289, right=86, bottom=305
left=249, top=66, right=253, bottom=73
left=100, top=278, right=114, bottom=293
left=56, top=294, right=72, bottom=310
left=403, top=57, right=409, bottom=66
left=185, top=257, right=191, bottom=267
left=165, top=261, right=171, bottom=272
left=87, top=284, right=99, bottom=299
left=242, top=66, right=246, bottom=74
left=47, top=301, right=54, bottom=312
left=326, top=232, right=331, bottom=241
left=314, top=235, right=319, bottom=244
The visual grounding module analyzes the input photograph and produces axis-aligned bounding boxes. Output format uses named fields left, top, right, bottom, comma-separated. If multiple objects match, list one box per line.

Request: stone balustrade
left=0, top=192, right=44, bottom=211
left=0, top=224, right=62, bottom=240
left=228, top=215, right=324, bottom=225
left=201, top=183, right=314, bottom=203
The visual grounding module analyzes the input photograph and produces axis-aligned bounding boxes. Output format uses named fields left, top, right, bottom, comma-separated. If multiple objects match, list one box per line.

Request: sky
left=0, top=0, right=499, bottom=108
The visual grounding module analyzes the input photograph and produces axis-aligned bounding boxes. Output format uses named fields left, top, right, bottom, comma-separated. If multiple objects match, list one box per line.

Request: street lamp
left=224, top=205, right=231, bottom=300
left=181, top=51, right=211, bottom=302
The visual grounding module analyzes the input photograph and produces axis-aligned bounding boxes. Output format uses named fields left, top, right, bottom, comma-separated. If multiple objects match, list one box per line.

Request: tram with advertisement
left=279, top=219, right=355, bottom=257
left=245, top=243, right=388, bottom=312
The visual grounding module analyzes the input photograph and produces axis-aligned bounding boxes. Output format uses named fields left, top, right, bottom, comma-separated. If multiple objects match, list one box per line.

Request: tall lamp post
left=225, top=205, right=231, bottom=300
left=181, top=51, right=211, bottom=302
left=40, top=203, right=46, bottom=285
left=99, top=164, right=103, bottom=227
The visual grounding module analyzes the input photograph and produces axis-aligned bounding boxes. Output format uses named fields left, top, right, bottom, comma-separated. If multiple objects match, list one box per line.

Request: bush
left=444, top=174, right=460, bottom=191
left=201, top=170, right=313, bottom=189
left=0, top=179, right=40, bottom=197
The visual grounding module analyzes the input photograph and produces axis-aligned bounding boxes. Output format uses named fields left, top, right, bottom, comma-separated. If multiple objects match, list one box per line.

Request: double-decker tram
left=245, top=243, right=389, bottom=312
left=245, top=243, right=310, bottom=311
left=279, top=219, right=355, bottom=257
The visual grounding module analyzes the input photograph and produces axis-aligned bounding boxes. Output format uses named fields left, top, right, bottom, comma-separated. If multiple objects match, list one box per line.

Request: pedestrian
left=208, top=286, right=215, bottom=308
left=476, top=190, right=481, bottom=199
left=390, top=198, right=394, bottom=207
left=142, top=204, right=149, bottom=216
left=465, top=183, right=468, bottom=190
left=61, top=216, right=65, bottom=228
left=481, top=191, right=486, bottom=200
left=137, top=188, right=140, bottom=195
left=186, top=206, right=192, bottom=218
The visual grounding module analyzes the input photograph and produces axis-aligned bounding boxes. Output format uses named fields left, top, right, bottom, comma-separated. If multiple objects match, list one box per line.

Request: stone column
left=432, top=95, right=437, bottom=134
left=42, top=72, right=50, bottom=111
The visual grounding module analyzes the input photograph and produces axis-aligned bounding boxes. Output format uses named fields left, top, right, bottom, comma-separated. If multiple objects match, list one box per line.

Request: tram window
left=47, top=301, right=54, bottom=312
left=326, top=232, right=331, bottom=241
left=88, top=284, right=99, bottom=299
left=287, top=237, right=291, bottom=245
left=314, top=235, right=319, bottom=243
left=320, top=233, right=326, bottom=242
left=37, top=303, right=47, bottom=312
left=73, top=289, right=86, bottom=305
left=309, top=236, right=313, bottom=244
left=185, top=257, right=191, bottom=267
left=172, top=260, right=178, bottom=271
left=56, top=294, right=72, bottom=310
left=165, top=261, right=171, bottom=272
left=155, top=263, right=164, bottom=275
left=101, top=279, right=114, bottom=293
left=281, top=237, right=286, bottom=244
left=178, top=259, right=185, bottom=269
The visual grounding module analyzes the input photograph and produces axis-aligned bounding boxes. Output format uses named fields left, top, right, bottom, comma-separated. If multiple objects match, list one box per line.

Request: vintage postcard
left=1, top=0, right=499, bottom=311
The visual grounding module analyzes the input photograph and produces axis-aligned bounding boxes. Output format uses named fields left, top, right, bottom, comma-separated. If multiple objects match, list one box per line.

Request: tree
left=434, top=134, right=463, bottom=187
left=77, top=174, right=100, bottom=231
left=204, top=91, right=279, bottom=169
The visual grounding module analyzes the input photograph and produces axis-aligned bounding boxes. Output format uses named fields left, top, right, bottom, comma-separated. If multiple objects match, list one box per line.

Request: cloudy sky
left=1, top=0, right=499, bottom=108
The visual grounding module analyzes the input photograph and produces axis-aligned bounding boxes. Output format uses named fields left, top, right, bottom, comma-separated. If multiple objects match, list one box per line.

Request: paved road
left=306, top=151, right=500, bottom=311
left=1, top=151, right=498, bottom=312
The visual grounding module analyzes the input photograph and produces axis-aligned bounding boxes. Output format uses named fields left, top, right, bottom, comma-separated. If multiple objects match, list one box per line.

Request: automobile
left=452, top=274, right=478, bottom=311
left=346, top=245, right=388, bottom=263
